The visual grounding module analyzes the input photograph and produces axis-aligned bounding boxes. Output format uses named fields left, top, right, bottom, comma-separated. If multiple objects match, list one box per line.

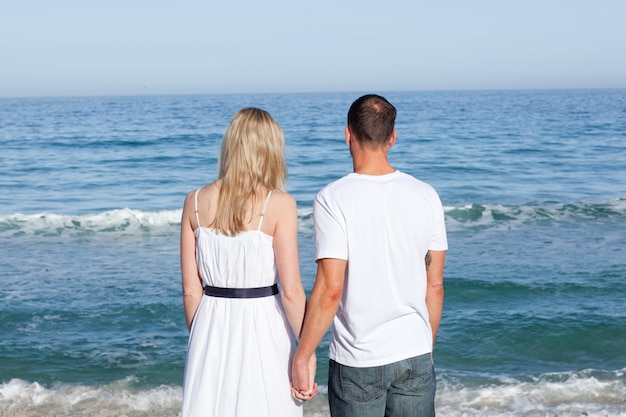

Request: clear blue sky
left=1, top=0, right=625, bottom=98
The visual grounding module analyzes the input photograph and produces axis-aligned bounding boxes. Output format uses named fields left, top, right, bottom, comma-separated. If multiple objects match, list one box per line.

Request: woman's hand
left=291, top=353, right=318, bottom=402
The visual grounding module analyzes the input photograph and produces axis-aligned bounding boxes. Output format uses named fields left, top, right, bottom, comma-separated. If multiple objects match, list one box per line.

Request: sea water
left=1, top=89, right=625, bottom=416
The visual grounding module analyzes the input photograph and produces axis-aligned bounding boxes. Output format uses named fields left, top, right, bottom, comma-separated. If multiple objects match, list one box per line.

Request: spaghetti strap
left=194, top=188, right=202, bottom=228
left=257, top=191, right=273, bottom=231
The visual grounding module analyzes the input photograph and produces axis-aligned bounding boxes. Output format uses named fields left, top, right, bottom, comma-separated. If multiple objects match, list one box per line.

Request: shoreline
left=2, top=371, right=625, bottom=417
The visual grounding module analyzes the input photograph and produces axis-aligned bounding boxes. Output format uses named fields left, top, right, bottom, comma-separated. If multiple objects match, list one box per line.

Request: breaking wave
left=1, top=198, right=624, bottom=238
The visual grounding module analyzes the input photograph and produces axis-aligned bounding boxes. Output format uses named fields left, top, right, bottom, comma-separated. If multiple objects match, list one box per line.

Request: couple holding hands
left=180, top=94, right=447, bottom=417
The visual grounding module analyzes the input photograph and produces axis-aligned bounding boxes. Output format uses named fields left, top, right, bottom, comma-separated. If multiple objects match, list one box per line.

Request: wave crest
left=444, top=198, right=626, bottom=230
left=0, top=209, right=181, bottom=237
left=1, top=198, right=624, bottom=238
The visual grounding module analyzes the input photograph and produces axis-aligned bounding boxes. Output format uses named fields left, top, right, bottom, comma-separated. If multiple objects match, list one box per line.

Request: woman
left=180, top=108, right=316, bottom=417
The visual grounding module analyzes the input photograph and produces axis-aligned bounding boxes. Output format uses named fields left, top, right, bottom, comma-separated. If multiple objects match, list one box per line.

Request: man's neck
left=352, top=151, right=395, bottom=175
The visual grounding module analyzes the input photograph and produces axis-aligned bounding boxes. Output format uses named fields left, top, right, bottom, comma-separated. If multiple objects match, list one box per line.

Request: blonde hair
left=212, top=108, right=287, bottom=235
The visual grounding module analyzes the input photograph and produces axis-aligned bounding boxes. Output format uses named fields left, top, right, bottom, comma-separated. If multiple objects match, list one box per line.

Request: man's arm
left=291, top=258, right=346, bottom=393
left=425, top=250, right=446, bottom=347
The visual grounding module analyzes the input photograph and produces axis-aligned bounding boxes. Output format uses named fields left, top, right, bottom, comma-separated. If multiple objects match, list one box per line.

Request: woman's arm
left=272, top=193, right=307, bottom=339
left=269, top=192, right=318, bottom=400
left=180, top=191, right=203, bottom=331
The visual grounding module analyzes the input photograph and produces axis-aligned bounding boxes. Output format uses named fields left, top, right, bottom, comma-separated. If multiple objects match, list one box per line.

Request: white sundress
left=182, top=189, right=302, bottom=417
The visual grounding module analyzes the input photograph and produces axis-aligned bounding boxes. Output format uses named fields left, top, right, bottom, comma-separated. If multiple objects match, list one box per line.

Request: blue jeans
left=328, top=354, right=436, bottom=417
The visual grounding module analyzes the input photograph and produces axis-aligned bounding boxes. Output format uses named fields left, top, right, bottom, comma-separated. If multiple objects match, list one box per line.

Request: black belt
left=203, top=283, right=279, bottom=299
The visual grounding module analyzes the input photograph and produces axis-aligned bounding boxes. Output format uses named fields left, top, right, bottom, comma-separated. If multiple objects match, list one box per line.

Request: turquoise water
left=1, top=89, right=625, bottom=416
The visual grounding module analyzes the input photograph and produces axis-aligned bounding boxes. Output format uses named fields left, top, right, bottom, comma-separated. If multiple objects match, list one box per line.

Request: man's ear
left=345, top=126, right=352, bottom=147
left=388, top=130, right=397, bottom=149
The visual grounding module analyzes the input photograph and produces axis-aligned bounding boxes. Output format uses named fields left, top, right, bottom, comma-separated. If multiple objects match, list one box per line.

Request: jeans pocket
left=336, top=363, right=385, bottom=402
left=402, top=355, right=436, bottom=394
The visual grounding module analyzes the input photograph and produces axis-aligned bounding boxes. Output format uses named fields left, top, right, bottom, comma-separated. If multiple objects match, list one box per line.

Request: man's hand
left=291, top=352, right=318, bottom=402
left=290, top=258, right=345, bottom=402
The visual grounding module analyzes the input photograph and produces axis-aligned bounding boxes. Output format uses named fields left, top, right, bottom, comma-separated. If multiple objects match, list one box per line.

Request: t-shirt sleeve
left=313, top=190, right=348, bottom=261
left=429, top=192, right=448, bottom=251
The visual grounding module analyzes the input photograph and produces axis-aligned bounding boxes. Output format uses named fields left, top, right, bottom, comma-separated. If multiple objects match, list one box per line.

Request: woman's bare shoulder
left=269, top=190, right=296, bottom=209
left=189, top=180, right=221, bottom=201
left=183, top=181, right=220, bottom=213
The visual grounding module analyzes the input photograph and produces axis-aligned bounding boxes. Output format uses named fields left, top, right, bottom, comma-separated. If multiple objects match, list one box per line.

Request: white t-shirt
left=314, top=170, right=448, bottom=367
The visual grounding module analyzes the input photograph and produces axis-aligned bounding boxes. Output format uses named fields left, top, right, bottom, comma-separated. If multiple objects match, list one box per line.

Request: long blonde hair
left=212, top=108, right=287, bottom=235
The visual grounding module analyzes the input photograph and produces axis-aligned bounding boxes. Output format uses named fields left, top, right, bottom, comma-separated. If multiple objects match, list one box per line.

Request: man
left=292, top=94, right=447, bottom=416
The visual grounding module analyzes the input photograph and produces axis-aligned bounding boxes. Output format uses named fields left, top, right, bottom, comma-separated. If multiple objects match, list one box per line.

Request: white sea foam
left=298, top=207, right=314, bottom=234
left=443, top=197, right=626, bottom=232
left=0, top=378, right=328, bottom=417
left=0, top=208, right=316, bottom=238
left=1, top=371, right=624, bottom=417
left=1, top=198, right=624, bottom=238
left=437, top=370, right=626, bottom=416
left=0, top=208, right=182, bottom=238
left=0, top=378, right=182, bottom=417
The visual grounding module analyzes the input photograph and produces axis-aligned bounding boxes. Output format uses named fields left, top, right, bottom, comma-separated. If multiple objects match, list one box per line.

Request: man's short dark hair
left=347, top=94, right=397, bottom=148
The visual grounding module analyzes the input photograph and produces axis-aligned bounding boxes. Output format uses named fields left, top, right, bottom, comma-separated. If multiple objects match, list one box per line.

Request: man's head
left=347, top=94, right=397, bottom=148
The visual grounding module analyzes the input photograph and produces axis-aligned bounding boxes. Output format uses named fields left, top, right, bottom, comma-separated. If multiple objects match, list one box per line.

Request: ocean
left=0, top=89, right=625, bottom=416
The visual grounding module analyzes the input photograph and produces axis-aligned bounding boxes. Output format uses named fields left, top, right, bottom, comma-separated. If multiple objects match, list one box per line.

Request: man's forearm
left=425, top=250, right=446, bottom=346
left=296, top=258, right=346, bottom=358
left=426, top=287, right=444, bottom=344
left=292, top=258, right=346, bottom=393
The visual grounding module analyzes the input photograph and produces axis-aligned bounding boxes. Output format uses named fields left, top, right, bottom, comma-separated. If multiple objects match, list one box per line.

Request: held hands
left=291, top=352, right=318, bottom=402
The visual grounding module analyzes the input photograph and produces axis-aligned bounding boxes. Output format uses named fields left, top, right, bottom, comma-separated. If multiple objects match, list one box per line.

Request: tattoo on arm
left=425, top=251, right=432, bottom=270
